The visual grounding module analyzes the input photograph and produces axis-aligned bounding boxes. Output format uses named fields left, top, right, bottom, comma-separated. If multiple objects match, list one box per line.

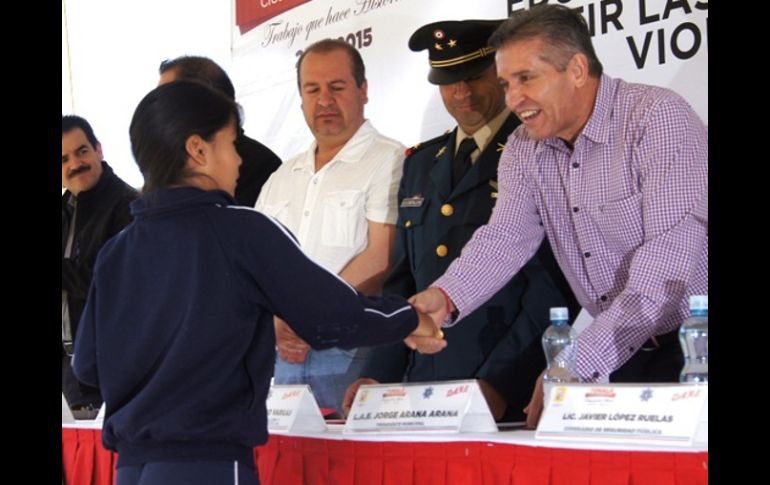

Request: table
left=62, top=424, right=708, bottom=484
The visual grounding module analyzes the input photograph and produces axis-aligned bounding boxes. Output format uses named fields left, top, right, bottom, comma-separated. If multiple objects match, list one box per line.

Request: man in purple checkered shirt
left=407, top=5, right=707, bottom=427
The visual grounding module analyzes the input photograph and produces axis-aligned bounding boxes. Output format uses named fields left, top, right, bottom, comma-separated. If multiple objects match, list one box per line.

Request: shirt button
left=572, top=207, right=579, bottom=213
left=312, top=179, right=318, bottom=185
left=583, top=252, right=591, bottom=258
left=404, top=220, right=412, bottom=229
left=436, top=244, right=448, bottom=257
left=440, top=204, right=454, bottom=216
left=572, top=162, right=580, bottom=169
left=600, top=295, right=608, bottom=302
left=304, top=211, right=310, bottom=217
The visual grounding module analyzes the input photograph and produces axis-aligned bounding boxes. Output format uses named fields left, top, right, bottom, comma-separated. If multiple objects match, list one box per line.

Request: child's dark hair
left=129, top=81, right=240, bottom=193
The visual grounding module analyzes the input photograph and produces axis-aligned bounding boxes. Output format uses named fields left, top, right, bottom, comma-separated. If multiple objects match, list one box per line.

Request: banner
left=232, top=0, right=707, bottom=161
left=237, top=0, right=311, bottom=34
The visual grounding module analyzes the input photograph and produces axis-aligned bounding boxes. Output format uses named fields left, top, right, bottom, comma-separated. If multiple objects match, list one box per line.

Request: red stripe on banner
left=236, top=0, right=311, bottom=35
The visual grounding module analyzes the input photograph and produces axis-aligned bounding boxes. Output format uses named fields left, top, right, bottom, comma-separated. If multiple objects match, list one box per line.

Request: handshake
left=275, top=287, right=454, bottom=363
left=403, top=287, right=455, bottom=355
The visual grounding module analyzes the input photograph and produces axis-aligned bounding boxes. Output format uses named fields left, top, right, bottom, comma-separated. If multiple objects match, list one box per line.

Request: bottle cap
left=689, top=295, right=708, bottom=312
left=549, top=307, right=569, bottom=323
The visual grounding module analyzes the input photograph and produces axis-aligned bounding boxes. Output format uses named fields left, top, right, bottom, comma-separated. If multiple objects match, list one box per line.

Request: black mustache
left=69, top=165, right=90, bottom=178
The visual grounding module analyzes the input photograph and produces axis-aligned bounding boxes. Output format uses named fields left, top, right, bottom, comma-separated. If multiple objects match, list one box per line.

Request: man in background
left=159, top=55, right=281, bottom=206
left=62, top=115, right=137, bottom=416
left=256, top=39, right=404, bottom=415
left=343, top=20, right=577, bottom=421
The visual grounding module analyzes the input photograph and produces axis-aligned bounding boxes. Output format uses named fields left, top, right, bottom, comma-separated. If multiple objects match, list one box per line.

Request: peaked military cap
left=409, top=19, right=505, bottom=85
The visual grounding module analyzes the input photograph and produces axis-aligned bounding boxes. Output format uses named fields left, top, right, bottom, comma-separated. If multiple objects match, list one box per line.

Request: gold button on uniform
left=405, top=220, right=412, bottom=228
left=436, top=244, right=448, bottom=257
left=440, top=204, right=454, bottom=216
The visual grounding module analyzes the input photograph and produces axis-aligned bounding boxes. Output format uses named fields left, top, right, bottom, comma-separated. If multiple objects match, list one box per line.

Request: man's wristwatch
left=449, top=305, right=459, bottom=324
left=435, top=286, right=459, bottom=325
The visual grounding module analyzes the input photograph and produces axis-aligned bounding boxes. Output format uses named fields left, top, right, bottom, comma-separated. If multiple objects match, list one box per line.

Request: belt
left=640, top=329, right=679, bottom=352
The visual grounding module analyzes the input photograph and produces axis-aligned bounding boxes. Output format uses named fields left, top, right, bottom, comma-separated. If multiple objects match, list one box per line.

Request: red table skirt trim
left=62, top=428, right=708, bottom=485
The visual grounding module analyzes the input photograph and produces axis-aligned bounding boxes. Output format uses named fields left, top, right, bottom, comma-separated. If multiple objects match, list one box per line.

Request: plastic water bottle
left=679, top=295, right=708, bottom=383
left=542, top=307, right=579, bottom=385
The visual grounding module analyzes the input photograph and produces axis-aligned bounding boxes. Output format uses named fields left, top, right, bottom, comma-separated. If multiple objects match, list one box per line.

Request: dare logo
left=281, top=389, right=302, bottom=400
left=671, top=389, right=701, bottom=401
left=446, top=385, right=469, bottom=398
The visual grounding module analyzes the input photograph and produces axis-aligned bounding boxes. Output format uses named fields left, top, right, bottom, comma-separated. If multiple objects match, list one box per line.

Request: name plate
left=536, top=383, right=708, bottom=446
left=344, top=379, right=497, bottom=434
left=266, top=385, right=326, bottom=434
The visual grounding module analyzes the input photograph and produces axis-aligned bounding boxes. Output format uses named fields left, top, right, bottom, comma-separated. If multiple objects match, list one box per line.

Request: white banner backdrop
left=231, top=0, right=708, bottom=160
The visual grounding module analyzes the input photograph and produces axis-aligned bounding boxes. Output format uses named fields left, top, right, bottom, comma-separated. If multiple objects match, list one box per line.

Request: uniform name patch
left=400, top=196, right=424, bottom=208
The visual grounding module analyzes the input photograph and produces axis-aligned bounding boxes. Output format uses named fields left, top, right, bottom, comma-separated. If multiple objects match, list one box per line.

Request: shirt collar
left=456, top=108, right=511, bottom=156
left=292, top=120, right=377, bottom=172
left=579, top=74, right=615, bottom=144
left=131, top=187, right=233, bottom=218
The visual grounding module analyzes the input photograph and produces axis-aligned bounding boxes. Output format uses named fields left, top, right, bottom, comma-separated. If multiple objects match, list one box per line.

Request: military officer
left=343, top=19, right=579, bottom=421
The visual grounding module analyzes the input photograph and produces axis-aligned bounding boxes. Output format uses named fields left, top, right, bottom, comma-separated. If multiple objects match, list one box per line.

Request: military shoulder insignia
left=404, top=130, right=451, bottom=159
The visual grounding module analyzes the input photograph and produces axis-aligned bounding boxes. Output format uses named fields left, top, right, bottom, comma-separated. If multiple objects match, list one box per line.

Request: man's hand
left=403, top=311, right=447, bottom=354
left=274, top=316, right=311, bottom=363
left=342, top=377, right=378, bottom=417
left=409, top=287, right=452, bottom=327
left=523, top=371, right=546, bottom=429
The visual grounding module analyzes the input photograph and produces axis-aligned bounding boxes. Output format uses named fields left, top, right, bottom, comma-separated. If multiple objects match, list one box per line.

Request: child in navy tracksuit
left=72, top=82, right=443, bottom=485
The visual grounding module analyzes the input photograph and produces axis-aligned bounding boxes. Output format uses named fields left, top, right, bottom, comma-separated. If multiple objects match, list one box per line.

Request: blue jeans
left=274, top=347, right=370, bottom=414
left=117, top=460, right=259, bottom=485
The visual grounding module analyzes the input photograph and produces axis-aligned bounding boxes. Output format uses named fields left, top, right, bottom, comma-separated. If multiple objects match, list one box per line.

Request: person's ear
left=185, top=134, right=207, bottom=167
left=568, top=52, right=589, bottom=88
left=360, top=79, right=369, bottom=105
left=94, top=142, right=104, bottom=161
